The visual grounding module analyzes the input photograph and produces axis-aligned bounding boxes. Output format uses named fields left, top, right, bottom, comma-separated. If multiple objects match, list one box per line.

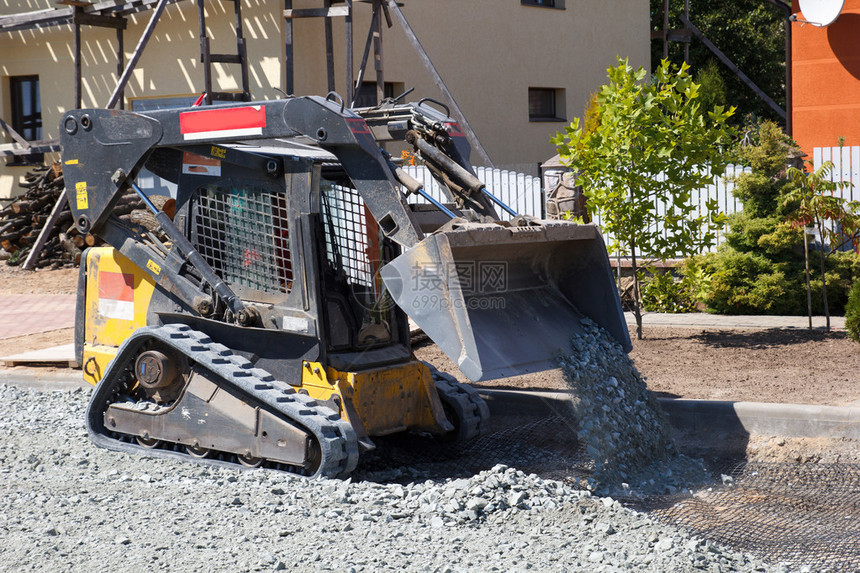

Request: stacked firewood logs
left=0, top=164, right=150, bottom=269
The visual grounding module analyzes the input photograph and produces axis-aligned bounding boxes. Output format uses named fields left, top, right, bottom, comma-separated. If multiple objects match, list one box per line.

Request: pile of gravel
left=0, top=383, right=799, bottom=572
left=560, top=319, right=709, bottom=495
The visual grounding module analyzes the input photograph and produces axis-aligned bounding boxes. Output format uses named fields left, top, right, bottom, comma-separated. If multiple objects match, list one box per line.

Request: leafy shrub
left=846, top=280, right=860, bottom=343
left=693, top=248, right=860, bottom=315
left=638, top=264, right=715, bottom=314
left=696, top=250, right=797, bottom=314
left=640, top=270, right=697, bottom=313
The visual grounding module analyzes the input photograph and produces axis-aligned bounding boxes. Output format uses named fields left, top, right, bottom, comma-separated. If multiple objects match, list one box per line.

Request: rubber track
left=86, top=324, right=359, bottom=478
left=427, top=365, right=491, bottom=442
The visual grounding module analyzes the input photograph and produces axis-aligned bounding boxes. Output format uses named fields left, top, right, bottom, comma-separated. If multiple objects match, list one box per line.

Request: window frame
left=6, top=75, right=43, bottom=166
left=528, top=87, right=566, bottom=123
left=521, top=0, right=565, bottom=9
left=352, top=81, right=404, bottom=108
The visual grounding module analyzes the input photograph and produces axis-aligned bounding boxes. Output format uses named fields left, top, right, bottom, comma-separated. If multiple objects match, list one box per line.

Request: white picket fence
left=589, top=164, right=751, bottom=254
left=813, top=145, right=860, bottom=201
left=405, top=163, right=749, bottom=255
left=403, top=165, right=544, bottom=221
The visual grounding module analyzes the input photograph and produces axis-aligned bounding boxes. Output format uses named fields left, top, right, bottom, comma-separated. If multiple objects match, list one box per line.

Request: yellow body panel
left=301, top=360, right=450, bottom=439
left=81, top=247, right=155, bottom=386
left=81, top=344, right=121, bottom=386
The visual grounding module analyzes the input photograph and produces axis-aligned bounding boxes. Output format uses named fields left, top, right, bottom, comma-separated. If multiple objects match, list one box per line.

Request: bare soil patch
left=0, top=265, right=78, bottom=295
left=414, top=326, right=860, bottom=407
left=627, top=327, right=859, bottom=406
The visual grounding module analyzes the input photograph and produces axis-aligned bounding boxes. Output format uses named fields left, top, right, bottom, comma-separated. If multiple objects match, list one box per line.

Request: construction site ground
left=3, top=265, right=860, bottom=570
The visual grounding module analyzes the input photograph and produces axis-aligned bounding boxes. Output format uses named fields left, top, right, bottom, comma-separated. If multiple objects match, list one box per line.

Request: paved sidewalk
left=0, top=294, right=76, bottom=340
left=626, top=312, right=845, bottom=331
left=0, top=293, right=846, bottom=346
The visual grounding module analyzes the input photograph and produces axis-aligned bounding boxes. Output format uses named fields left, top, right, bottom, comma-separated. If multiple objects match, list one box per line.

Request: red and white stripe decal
left=446, top=123, right=465, bottom=138
left=180, top=106, right=266, bottom=141
left=346, top=118, right=371, bottom=135
left=98, top=272, right=135, bottom=321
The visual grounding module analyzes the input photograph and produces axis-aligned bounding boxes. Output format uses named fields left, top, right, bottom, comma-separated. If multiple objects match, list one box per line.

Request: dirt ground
left=1, top=266, right=858, bottom=407
left=413, top=326, right=860, bottom=407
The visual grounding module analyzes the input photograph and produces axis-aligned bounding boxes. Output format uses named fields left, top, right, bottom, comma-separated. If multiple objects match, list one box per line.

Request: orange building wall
left=792, top=0, right=860, bottom=158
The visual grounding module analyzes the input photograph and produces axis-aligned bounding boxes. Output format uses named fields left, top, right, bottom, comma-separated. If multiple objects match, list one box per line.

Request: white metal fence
left=403, top=165, right=544, bottom=221
left=589, top=164, right=751, bottom=254
left=813, top=145, right=860, bottom=201
left=405, top=163, right=750, bottom=254
left=405, top=154, right=860, bottom=257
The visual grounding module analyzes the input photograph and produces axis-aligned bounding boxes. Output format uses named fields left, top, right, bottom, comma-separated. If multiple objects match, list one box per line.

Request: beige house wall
left=0, top=0, right=647, bottom=198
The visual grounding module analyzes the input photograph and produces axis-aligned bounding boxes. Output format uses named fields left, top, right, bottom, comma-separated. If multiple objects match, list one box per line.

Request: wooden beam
left=383, top=0, right=494, bottom=167
left=0, top=141, right=60, bottom=157
left=0, top=7, right=73, bottom=29
left=0, top=0, right=173, bottom=32
left=662, top=0, right=668, bottom=59
left=0, top=117, right=31, bottom=148
left=116, top=25, right=125, bottom=109
left=74, top=17, right=82, bottom=109
left=73, top=11, right=127, bottom=29
left=21, top=193, right=69, bottom=272
left=683, top=15, right=785, bottom=120
left=88, top=0, right=171, bottom=15
left=374, top=0, right=383, bottom=105
left=684, top=0, right=690, bottom=63
left=283, top=7, right=350, bottom=18
left=666, top=29, right=691, bottom=43
left=105, top=0, right=169, bottom=109
left=57, top=0, right=95, bottom=7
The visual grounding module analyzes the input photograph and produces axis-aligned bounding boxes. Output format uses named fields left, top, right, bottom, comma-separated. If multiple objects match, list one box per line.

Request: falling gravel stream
left=559, top=319, right=708, bottom=495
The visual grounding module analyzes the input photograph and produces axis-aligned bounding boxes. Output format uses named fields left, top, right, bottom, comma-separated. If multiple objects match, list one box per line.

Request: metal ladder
left=197, top=0, right=251, bottom=104
left=283, top=0, right=355, bottom=104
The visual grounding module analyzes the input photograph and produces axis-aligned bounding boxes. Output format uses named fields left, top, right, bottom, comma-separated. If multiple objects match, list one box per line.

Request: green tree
left=552, top=58, right=736, bottom=339
left=784, top=161, right=860, bottom=330
left=651, top=0, right=786, bottom=123
left=846, top=280, right=860, bottom=343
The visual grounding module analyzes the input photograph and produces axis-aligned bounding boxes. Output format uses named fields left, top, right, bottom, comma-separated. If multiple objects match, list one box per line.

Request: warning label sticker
left=182, top=152, right=222, bottom=177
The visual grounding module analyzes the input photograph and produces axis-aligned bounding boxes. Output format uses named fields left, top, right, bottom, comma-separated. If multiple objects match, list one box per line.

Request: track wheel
left=427, top=365, right=490, bottom=444
left=237, top=452, right=263, bottom=468
left=185, top=444, right=211, bottom=458
left=136, top=435, right=161, bottom=449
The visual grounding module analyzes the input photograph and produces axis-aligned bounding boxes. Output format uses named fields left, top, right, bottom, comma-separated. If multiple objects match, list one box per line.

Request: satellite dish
left=797, top=0, right=844, bottom=26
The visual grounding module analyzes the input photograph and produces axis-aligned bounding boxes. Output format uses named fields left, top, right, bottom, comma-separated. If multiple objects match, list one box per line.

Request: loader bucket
left=380, top=221, right=631, bottom=382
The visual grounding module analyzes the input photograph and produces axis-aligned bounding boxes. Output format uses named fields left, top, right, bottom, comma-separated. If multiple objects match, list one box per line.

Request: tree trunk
left=630, top=239, right=643, bottom=340
left=817, top=220, right=830, bottom=331
left=803, top=229, right=812, bottom=330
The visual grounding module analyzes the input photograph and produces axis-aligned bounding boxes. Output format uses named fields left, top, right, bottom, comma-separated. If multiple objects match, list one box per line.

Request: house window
left=353, top=82, right=403, bottom=108
left=529, top=88, right=565, bottom=121
left=10, top=76, right=42, bottom=142
left=521, top=0, right=564, bottom=8
left=6, top=75, right=43, bottom=165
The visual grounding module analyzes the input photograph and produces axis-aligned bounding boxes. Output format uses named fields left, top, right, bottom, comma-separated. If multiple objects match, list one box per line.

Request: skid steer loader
left=60, top=94, right=630, bottom=477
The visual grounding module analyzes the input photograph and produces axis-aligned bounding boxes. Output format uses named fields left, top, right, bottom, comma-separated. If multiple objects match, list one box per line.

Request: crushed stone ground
left=0, top=384, right=799, bottom=573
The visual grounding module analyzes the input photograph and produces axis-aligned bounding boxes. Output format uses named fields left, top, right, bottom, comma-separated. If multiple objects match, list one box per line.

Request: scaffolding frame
left=0, top=0, right=492, bottom=163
